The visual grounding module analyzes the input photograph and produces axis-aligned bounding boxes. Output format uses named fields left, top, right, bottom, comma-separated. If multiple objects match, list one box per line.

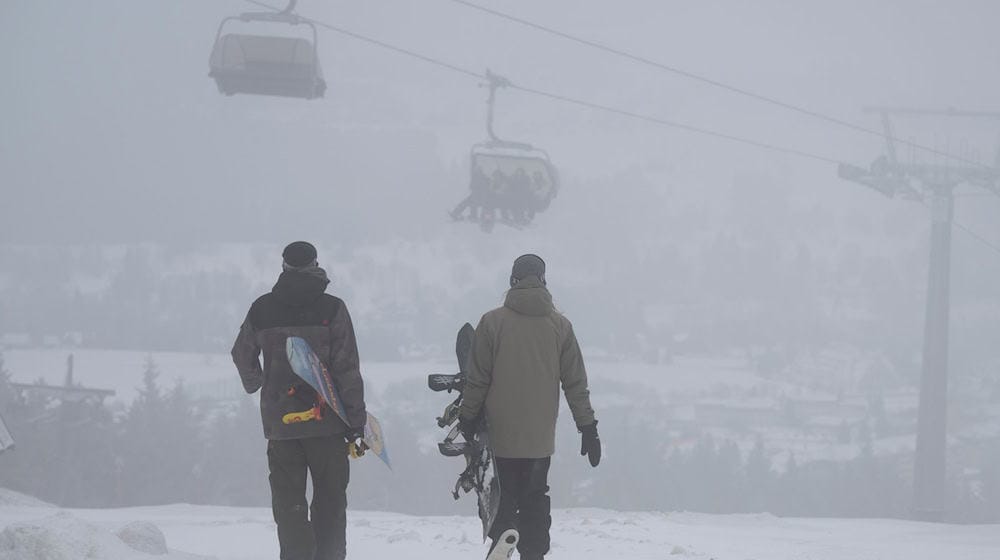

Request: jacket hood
left=272, top=268, right=330, bottom=307
left=504, top=276, right=554, bottom=317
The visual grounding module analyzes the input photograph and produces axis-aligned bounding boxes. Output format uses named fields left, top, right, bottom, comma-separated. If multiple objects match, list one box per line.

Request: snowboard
left=0, top=411, right=13, bottom=454
left=429, top=323, right=501, bottom=541
left=285, top=336, right=391, bottom=469
left=486, top=529, right=519, bottom=560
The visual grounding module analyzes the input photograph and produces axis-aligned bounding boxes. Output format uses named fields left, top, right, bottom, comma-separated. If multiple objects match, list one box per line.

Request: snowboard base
left=486, top=529, right=518, bottom=560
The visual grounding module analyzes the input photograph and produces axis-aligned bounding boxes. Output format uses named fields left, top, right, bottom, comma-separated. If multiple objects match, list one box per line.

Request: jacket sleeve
left=459, top=315, right=493, bottom=422
left=329, top=302, right=367, bottom=429
left=560, top=321, right=596, bottom=427
left=231, top=311, right=263, bottom=394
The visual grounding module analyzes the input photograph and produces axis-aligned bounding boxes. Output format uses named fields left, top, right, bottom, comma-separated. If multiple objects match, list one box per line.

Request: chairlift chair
left=451, top=71, right=561, bottom=228
left=208, top=2, right=326, bottom=100
left=470, top=140, right=560, bottom=213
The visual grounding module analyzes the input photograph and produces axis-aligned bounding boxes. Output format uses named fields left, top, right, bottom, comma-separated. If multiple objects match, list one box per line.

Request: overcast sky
left=2, top=0, right=999, bottom=244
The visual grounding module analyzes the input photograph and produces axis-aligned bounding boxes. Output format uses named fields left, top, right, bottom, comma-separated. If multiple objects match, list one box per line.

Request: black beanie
left=510, top=254, right=546, bottom=286
left=282, top=241, right=318, bottom=268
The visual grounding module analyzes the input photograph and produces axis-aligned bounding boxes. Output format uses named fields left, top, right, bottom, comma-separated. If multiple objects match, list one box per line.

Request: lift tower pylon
left=838, top=107, right=1000, bottom=522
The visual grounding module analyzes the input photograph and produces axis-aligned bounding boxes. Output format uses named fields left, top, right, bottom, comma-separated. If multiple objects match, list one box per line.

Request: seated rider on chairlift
left=507, top=168, right=533, bottom=225
left=450, top=165, right=491, bottom=221
left=528, top=170, right=548, bottom=215
left=478, top=171, right=501, bottom=232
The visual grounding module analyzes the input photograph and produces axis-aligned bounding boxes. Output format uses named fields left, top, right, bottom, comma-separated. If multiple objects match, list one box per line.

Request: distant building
left=695, top=399, right=782, bottom=428
left=7, top=353, right=115, bottom=406
left=789, top=397, right=868, bottom=423
left=0, top=333, right=32, bottom=348
left=9, top=383, right=115, bottom=405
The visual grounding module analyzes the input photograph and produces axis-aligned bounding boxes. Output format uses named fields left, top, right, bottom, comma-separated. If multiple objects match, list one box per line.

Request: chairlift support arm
left=237, top=0, right=303, bottom=24
left=851, top=106, right=1000, bottom=196
left=879, top=110, right=900, bottom=168
left=484, top=69, right=512, bottom=143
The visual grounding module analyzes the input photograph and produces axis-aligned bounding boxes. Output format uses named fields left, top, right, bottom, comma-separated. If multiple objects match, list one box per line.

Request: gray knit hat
left=510, top=254, right=546, bottom=286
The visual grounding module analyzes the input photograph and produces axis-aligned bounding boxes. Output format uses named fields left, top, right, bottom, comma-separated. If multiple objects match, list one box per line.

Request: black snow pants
left=490, top=457, right=552, bottom=558
left=267, top=436, right=349, bottom=560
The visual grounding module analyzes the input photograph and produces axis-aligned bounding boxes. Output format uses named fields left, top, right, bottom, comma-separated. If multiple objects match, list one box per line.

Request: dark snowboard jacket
left=231, top=270, right=366, bottom=440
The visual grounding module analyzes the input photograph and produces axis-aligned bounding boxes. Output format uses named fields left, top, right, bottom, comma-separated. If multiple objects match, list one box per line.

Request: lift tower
left=838, top=108, right=1000, bottom=522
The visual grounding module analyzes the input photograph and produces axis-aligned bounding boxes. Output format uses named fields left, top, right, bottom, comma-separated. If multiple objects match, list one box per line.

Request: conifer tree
left=744, top=438, right=773, bottom=512
left=118, top=355, right=179, bottom=505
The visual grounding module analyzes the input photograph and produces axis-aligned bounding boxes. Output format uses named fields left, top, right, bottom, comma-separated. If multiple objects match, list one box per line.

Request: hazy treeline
left=2, top=354, right=997, bottom=522
left=2, top=171, right=997, bottom=369
left=0, top=354, right=266, bottom=507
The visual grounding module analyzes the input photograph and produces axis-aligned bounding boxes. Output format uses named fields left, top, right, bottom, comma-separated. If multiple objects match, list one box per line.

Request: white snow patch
left=0, top=489, right=53, bottom=509
left=0, top=512, right=203, bottom=560
left=116, top=522, right=168, bottom=555
left=1, top=505, right=998, bottom=560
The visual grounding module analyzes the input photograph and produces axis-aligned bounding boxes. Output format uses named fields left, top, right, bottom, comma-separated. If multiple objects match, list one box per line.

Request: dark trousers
left=267, top=436, right=349, bottom=560
left=490, top=457, right=552, bottom=557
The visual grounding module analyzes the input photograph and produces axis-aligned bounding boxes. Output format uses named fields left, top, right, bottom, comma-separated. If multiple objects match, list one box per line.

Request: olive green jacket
left=459, top=277, right=596, bottom=458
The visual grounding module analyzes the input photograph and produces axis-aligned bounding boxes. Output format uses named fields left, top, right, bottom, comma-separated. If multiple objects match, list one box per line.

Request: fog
left=1, top=0, right=999, bottom=529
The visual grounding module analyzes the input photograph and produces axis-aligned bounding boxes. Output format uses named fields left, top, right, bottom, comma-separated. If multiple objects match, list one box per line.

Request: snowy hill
left=0, top=489, right=52, bottom=509
left=0, top=503, right=998, bottom=560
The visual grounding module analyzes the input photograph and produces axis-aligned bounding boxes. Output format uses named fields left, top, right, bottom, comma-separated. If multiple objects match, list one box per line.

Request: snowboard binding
left=428, top=373, right=465, bottom=393
left=430, top=373, right=466, bottom=427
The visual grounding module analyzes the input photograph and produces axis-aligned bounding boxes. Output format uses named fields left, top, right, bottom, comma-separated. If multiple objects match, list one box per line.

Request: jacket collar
left=272, top=268, right=330, bottom=307
left=504, top=276, right=554, bottom=317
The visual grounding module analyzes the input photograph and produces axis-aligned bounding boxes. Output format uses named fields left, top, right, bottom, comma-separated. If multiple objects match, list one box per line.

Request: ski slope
left=1, top=497, right=997, bottom=560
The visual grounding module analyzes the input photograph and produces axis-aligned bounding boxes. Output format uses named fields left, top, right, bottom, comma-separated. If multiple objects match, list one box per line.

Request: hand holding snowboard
left=459, top=415, right=479, bottom=443
left=346, top=428, right=368, bottom=458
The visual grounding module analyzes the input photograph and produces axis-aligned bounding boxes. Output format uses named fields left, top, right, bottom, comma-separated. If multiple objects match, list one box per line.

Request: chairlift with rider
left=451, top=71, right=560, bottom=231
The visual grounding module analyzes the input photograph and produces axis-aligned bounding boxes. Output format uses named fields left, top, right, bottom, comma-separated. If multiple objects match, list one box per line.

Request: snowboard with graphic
left=285, top=336, right=391, bottom=469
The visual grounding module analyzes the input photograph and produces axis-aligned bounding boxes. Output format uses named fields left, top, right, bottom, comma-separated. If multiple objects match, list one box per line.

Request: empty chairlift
left=209, top=1, right=326, bottom=100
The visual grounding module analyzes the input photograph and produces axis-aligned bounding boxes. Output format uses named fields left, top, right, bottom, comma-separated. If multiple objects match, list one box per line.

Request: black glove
left=579, top=421, right=601, bottom=467
left=458, top=415, right=478, bottom=442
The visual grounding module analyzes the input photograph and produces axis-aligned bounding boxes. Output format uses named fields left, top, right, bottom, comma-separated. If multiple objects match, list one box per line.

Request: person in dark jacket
left=232, top=241, right=366, bottom=560
left=459, top=254, right=601, bottom=560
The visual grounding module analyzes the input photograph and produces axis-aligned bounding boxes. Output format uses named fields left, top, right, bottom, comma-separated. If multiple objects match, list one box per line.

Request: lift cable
left=913, top=199, right=1000, bottom=256
left=508, top=83, right=841, bottom=165
left=242, top=0, right=1000, bottom=253
left=952, top=220, right=1000, bottom=256
left=244, top=0, right=482, bottom=80
left=244, top=0, right=843, bottom=165
left=444, top=0, right=999, bottom=173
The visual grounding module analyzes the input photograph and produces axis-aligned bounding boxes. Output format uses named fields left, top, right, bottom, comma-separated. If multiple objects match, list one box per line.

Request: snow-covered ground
left=1, top=495, right=998, bottom=560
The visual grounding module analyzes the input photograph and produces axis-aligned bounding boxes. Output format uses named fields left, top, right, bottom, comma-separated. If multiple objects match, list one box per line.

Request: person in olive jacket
left=232, top=241, right=366, bottom=560
left=459, top=254, right=601, bottom=560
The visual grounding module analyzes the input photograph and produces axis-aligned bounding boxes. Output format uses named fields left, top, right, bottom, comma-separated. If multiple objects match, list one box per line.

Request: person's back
left=470, top=276, right=588, bottom=458
left=231, top=241, right=366, bottom=560
left=459, top=254, right=601, bottom=560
